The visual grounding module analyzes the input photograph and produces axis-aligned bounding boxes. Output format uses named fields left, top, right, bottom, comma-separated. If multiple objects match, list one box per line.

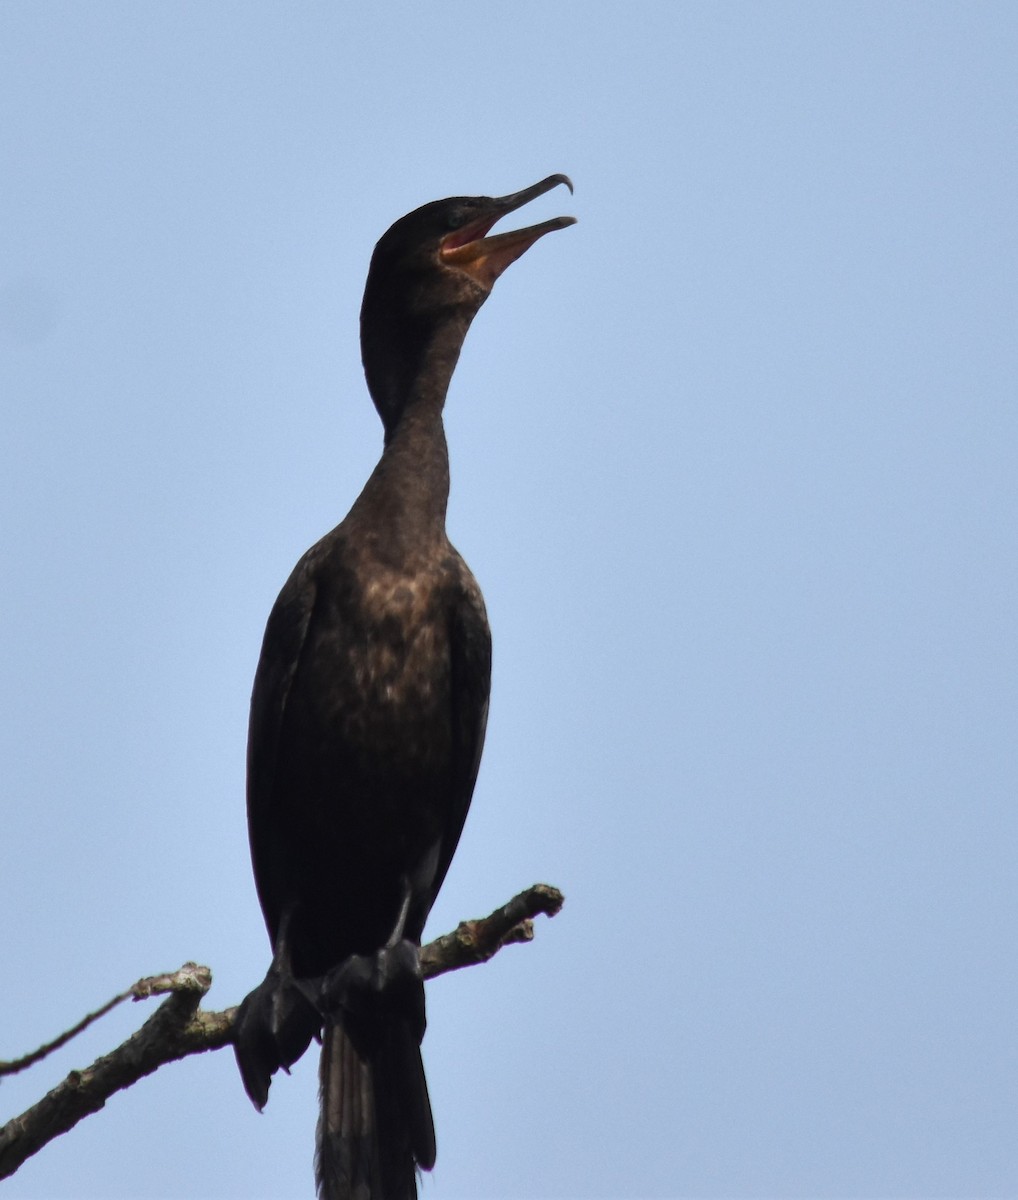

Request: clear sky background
left=2, top=4, right=1015, bottom=1198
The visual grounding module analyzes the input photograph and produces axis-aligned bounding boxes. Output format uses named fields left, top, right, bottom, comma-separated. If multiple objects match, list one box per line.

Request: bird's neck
left=364, top=305, right=473, bottom=437
left=353, top=331, right=466, bottom=551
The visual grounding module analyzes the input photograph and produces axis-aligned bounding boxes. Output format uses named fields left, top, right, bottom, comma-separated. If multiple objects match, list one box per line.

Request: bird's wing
left=430, top=572, right=492, bottom=904
left=246, top=549, right=321, bottom=943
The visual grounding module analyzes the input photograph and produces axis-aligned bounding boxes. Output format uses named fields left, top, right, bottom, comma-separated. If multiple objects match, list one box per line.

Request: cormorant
left=234, top=175, right=575, bottom=1199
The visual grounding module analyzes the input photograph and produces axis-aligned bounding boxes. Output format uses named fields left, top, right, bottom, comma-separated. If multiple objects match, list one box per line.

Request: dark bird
left=234, top=175, right=575, bottom=1199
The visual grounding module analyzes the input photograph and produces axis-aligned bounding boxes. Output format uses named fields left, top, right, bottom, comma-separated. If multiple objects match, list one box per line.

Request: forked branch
left=0, top=884, right=563, bottom=1180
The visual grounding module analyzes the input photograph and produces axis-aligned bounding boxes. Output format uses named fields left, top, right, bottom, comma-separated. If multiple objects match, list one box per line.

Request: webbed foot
left=234, top=953, right=322, bottom=1110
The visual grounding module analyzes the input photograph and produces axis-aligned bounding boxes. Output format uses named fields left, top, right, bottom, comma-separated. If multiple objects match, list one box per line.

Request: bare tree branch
left=0, top=964, right=227, bottom=1080
left=0, top=884, right=562, bottom=1181
left=0, top=964, right=232, bottom=1180
left=421, top=882, right=564, bottom=979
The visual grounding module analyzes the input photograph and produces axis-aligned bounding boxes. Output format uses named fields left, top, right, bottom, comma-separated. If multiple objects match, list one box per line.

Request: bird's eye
left=445, top=211, right=466, bottom=231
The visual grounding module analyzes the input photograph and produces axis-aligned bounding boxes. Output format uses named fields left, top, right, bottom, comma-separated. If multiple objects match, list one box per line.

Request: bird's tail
left=316, top=1016, right=435, bottom=1200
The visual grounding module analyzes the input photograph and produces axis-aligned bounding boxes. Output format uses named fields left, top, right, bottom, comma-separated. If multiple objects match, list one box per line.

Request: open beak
left=440, top=174, right=576, bottom=288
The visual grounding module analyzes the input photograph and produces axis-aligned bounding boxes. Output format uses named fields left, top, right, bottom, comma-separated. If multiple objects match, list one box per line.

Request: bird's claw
left=319, top=937, right=426, bottom=1046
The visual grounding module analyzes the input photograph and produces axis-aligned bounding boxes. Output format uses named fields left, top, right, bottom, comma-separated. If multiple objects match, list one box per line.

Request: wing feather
left=246, top=551, right=321, bottom=944
left=429, top=571, right=491, bottom=904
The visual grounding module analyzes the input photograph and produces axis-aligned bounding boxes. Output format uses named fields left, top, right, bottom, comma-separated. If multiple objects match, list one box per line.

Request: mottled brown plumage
left=234, top=176, right=574, bottom=1199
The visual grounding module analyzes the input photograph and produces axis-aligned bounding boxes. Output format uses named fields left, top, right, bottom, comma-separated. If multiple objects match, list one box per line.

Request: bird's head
left=361, top=175, right=575, bottom=430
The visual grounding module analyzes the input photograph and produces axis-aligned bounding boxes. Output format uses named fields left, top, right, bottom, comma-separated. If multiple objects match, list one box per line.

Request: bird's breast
left=301, top=554, right=464, bottom=776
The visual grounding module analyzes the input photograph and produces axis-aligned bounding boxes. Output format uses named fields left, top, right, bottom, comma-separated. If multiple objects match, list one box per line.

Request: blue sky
left=2, top=3, right=1016, bottom=1197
